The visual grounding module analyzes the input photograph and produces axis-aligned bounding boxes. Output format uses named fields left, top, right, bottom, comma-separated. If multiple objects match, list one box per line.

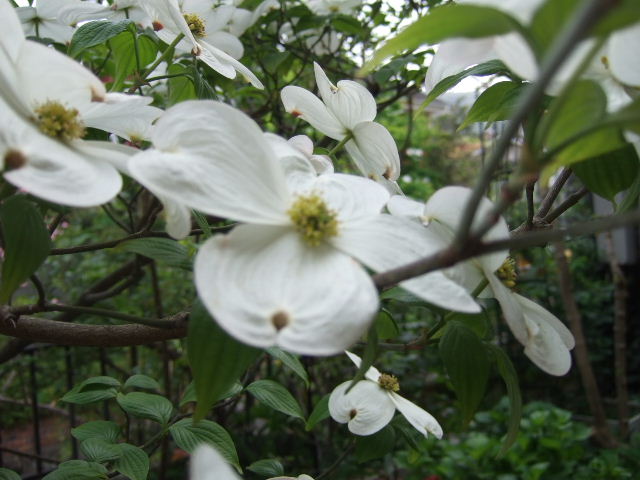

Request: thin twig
left=542, top=187, right=589, bottom=223
left=537, top=168, right=573, bottom=217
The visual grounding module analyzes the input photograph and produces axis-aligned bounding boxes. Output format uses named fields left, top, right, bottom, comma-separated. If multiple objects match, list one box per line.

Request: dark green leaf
left=246, top=380, right=305, bottom=420
left=42, top=460, right=108, bottom=480
left=192, top=65, right=218, bottom=99
left=364, top=5, right=522, bottom=73
left=168, top=64, right=197, bottom=105
left=380, top=286, right=425, bottom=305
left=420, top=60, right=508, bottom=111
left=80, top=438, right=122, bottom=463
left=617, top=168, right=640, bottom=213
left=179, top=381, right=242, bottom=407
left=459, top=81, right=525, bottom=130
left=187, top=300, right=261, bottom=421
left=116, top=392, right=173, bottom=426
left=79, top=376, right=121, bottom=390
left=118, top=237, right=192, bottom=270
left=0, top=468, right=21, bottom=480
left=71, top=421, right=120, bottom=443
left=375, top=309, right=399, bottom=340
left=530, top=0, right=578, bottom=55
left=439, top=320, right=490, bottom=425
left=123, top=374, right=161, bottom=391
left=169, top=418, right=241, bottom=472
left=110, top=31, right=157, bottom=90
left=355, top=425, right=396, bottom=462
left=68, top=20, right=132, bottom=57
left=192, top=210, right=212, bottom=238
left=305, top=394, right=330, bottom=431
left=267, top=347, right=309, bottom=387
left=0, top=196, right=51, bottom=302
left=487, top=345, right=523, bottom=456
left=573, top=144, right=640, bottom=200
left=113, top=443, right=149, bottom=480
left=61, top=387, right=118, bottom=405
left=247, top=459, right=285, bottom=477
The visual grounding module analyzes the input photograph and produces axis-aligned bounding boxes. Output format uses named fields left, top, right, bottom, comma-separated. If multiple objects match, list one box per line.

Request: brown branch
left=0, top=312, right=188, bottom=347
left=542, top=186, right=589, bottom=223
left=537, top=168, right=573, bottom=217
left=553, top=242, right=617, bottom=448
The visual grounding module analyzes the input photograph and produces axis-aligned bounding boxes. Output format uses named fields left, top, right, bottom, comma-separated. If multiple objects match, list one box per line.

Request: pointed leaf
left=439, top=320, right=490, bottom=425
left=80, top=438, right=122, bottom=463
left=0, top=196, right=51, bottom=303
left=118, top=237, right=192, bottom=270
left=113, top=443, right=149, bottom=480
left=267, top=347, right=309, bottom=387
left=305, top=394, right=330, bottom=431
left=69, top=20, right=133, bottom=57
left=123, top=374, right=161, bottom=391
left=42, top=461, right=108, bottom=480
left=72, top=421, right=120, bottom=443
left=61, top=387, right=118, bottom=405
left=458, top=81, right=525, bottom=130
left=247, top=459, right=284, bottom=477
left=187, top=300, right=261, bottom=421
left=573, top=144, right=640, bottom=200
left=0, top=468, right=21, bottom=480
left=169, top=418, right=241, bottom=472
left=116, top=392, right=173, bottom=426
left=246, top=380, right=305, bottom=420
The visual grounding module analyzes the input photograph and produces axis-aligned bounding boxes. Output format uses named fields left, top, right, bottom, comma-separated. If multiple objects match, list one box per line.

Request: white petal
left=309, top=155, right=334, bottom=175
left=140, top=0, right=200, bottom=48
left=494, top=33, right=539, bottom=81
left=160, top=196, right=192, bottom=239
left=1, top=1, right=26, bottom=62
left=387, top=195, right=426, bottom=223
left=194, top=226, right=379, bottom=356
left=389, top=392, right=443, bottom=439
left=334, top=214, right=481, bottom=313
left=197, top=40, right=264, bottom=89
left=190, top=444, right=240, bottom=480
left=350, top=122, right=400, bottom=181
left=314, top=63, right=376, bottom=128
left=281, top=86, right=345, bottom=140
left=264, top=133, right=317, bottom=194
left=205, top=31, right=244, bottom=59
left=425, top=38, right=497, bottom=93
left=424, top=186, right=509, bottom=273
left=608, top=23, right=640, bottom=87
left=288, top=135, right=314, bottom=157
left=57, top=3, right=113, bottom=26
left=312, top=174, right=390, bottom=222
left=515, top=294, right=573, bottom=376
left=129, top=100, right=290, bottom=225
left=344, top=350, right=382, bottom=382
left=75, top=140, right=138, bottom=175
left=486, top=271, right=528, bottom=345
left=17, top=40, right=106, bottom=111
left=81, top=93, right=162, bottom=141
left=328, top=380, right=395, bottom=436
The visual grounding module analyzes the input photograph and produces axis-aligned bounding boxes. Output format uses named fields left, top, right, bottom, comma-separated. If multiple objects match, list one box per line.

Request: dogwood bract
left=281, top=63, right=400, bottom=191
left=329, top=351, right=443, bottom=437
left=388, top=187, right=576, bottom=376
left=129, top=100, right=479, bottom=355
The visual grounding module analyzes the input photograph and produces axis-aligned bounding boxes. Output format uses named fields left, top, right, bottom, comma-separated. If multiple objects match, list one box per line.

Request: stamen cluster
left=288, top=193, right=339, bottom=246
left=34, top=101, right=85, bottom=142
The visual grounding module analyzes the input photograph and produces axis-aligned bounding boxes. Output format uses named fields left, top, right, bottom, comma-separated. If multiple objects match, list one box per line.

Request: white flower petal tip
left=267, top=476, right=315, bottom=480
left=190, top=444, right=241, bottom=480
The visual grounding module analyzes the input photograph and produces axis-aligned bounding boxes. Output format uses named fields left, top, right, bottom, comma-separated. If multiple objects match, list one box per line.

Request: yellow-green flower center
left=378, top=373, right=400, bottom=392
left=496, top=257, right=517, bottom=289
left=288, top=193, right=339, bottom=247
left=183, top=13, right=206, bottom=37
left=34, top=101, right=85, bottom=142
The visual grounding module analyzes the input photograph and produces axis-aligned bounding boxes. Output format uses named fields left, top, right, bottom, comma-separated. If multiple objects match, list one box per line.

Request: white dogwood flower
left=281, top=63, right=400, bottom=191
left=57, top=0, right=149, bottom=26
left=16, top=0, right=76, bottom=43
left=139, top=0, right=263, bottom=88
left=304, top=0, right=363, bottom=16
left=129, top=100, right=479, bottom=355
left=329, top=352, right=443, bottom=437
left=388, top=187, right=576, bottom=376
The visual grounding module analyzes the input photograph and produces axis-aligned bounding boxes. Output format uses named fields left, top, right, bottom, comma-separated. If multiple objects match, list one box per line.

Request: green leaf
left=80, top=438, right=122, bottom=463
left=0, top=196, right=51, bottom=302
left=113, top=443, right=149, bottom=480
left=573, top=144, right=640, bottom=200
left=68, top=20, right=132, bottom=57
left=617, top=168, right=640, bottom=213
left=61, top=387, right=118, bottom=405
left=439, top=320, right=490, bottom=425
left=305, top=394, right=330, bottom=431
left=380, top=286, right=425, bottom=305
left=0, top=468, right=21, bottom=480
left=541, top=81, right=625, bottom=179
left=79, top=376, right=121, bottom=389
left=267, top=347, right=310, bottom=387
left=110, top=31, right=158, bottom=90
left=331, top=15, right=364, bottom=35
left=168, top=64, right=197, bottom=105
left=247, top=459, right=285, bottom=477
left=347, top=327, right=378, bottom=393
left=118, top=237, right=192, bottom=270
left=123, top=374, right=161, bottom=391
left=42, top=461, right=108, bottom=480
left=458, top=81, right=525, bottom=131
left=192, top=65, right=218, bottom=99
left=419, top=60, right=508, bottom=111
left=72, top=421, right=121, bottom=443
left=192, top=210, right=212, bottom=237
left=116, top=392, right=173, bottom=426
left=187, top=300, right=261, bottom=421
left=355, top=425, right=396, bottom=462
left=179, top=381, right=242, bottom=407
left=169, top=418, right=241, bottom=472
left=246, top=380, right=305, bottom=420
left=487, top=345, right=523, bottom=457
left=375, top=309, right=399, bottom=340
left=530, top=0, right=578, bottom=55
left=363, top=5, right=522, bottom=73
left=594, top=0, right=640, bottom=35
left=391, top=417, right=422, bottom=452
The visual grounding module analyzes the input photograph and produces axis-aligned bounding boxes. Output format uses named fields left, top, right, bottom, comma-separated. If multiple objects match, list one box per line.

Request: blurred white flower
left=16, top=0, right=76, bottom=43
left=304, top=0, right=363, bottom=16
left=329, top=351, right=443, bottom=437
left=388, top=187, right=576, bottom=376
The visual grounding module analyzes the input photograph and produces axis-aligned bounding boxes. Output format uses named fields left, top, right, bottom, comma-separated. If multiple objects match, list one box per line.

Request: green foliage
left=355, top=425, right=396, bottom=463
left=246, top=379, right=305, bottom=420
left=247, top=459, right=285, bottom=477
left=117, top=237, right=192, bottom=270
left=0, top=468, right=21, bottom=480
left=112, top=444, right=149, bottom=480
left=68, top=20, right=133, bottom=57
left=266, top=347, right=310, bottom=387
left=572, top=145, right=640, bottom=200
left=0, top=196, right=51, bottom=302
left=459, top=81, right=525, bottom=131
left=116, top=392, right=174, bottom=426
